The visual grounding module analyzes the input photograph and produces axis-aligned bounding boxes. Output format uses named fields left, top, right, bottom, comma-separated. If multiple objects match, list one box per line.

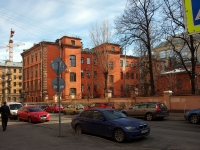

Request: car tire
left=28, top=117, right=32, bottom=123
left=190, top=115, right=199, bottom=124
left=75, top=124, right=83, bottom=134
left=17, top=115, right=21, bottom=121
left=113, top=129, right=125, bottom=143
left=146, top=113, right=153, bottom=121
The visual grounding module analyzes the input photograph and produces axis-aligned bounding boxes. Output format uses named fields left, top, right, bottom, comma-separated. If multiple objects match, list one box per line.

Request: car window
left=95, top=103, right=101, bottom=107
left=93, top=111, right=103, bottom=120
left=132, top=105, right=139, bottom=109
left=148, top=104, right=156, bottom=108
left=102, top=110, right=126, bottom=120
left=138, top=104, right=147, bottom=108
left=105, top=103, right=113, bottom=106
left=80, top=111, right=93, bottom=118
left=9, top=104, right=22, bottom=110
left=160, top=103, right=167, bottom=109
left=77, top=104, right=84, bottom=109
left=90, top=104, right=95, bottom=107
left=28, top=108, right=43, bottom=112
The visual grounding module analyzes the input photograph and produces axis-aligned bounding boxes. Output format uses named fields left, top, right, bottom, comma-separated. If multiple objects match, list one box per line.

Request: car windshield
left=102, top=110, right=126, bottom=120
left=28, top=107, right=43, bottom=112
left=9, top=104, right=23, bottom=110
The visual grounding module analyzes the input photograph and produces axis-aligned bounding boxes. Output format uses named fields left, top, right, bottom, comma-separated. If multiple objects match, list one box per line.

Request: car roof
left=24, top=105, right=38, bottom=108
left=6, top=102, right=22, bottom=105
left=84, top=108, right=115, bottom=112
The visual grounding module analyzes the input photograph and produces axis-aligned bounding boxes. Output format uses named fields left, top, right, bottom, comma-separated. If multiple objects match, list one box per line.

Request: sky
left=0, top=0, right=127, bottom=62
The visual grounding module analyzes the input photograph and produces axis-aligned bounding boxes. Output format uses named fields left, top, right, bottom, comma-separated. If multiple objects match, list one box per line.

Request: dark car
left=71, top=108, right=150, bottom=142
left=121, top=102, right=169, bottom=121
left=184, top=108, right=200, bottom=124
left=84, top=102, right=115, bottom=110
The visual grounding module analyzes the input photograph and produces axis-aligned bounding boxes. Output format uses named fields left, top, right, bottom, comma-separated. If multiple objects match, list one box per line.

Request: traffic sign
left=52, top=77, right=65, bottom=92
left=50, top=57, right=67, bottom=76
left=184, top=0, right=200, bottom=34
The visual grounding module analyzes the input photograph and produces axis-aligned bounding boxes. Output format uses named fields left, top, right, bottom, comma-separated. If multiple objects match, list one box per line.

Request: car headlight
left=125, top=126, right=137, bottom=130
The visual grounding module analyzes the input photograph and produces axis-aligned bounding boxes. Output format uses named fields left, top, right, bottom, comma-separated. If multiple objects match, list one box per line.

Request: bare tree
left=115, top=0, right=161, bottom=96
left=89, top=20, right=119, bottom=97
left=161, top=0, right=200, bottom=94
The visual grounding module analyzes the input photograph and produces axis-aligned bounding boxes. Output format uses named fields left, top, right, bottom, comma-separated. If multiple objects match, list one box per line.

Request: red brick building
left=21, top=36, right=139, bottom=102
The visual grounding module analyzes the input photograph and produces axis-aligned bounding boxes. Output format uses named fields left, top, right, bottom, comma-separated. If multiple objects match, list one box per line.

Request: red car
left=44, top=104, right=64, bottom=113
left=84, top=102, right=115, bottom=110
left=17, top=105, right=50, bottom=123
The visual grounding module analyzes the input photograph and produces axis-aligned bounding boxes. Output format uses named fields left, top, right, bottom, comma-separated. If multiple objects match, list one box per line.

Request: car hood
left=110, top=117, right=147, bottom=126
left=187, top=108, right=200, bottom=113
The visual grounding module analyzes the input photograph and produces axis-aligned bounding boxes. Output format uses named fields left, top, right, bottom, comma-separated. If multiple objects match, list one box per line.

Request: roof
left=0, top=61, right=22, bottom=67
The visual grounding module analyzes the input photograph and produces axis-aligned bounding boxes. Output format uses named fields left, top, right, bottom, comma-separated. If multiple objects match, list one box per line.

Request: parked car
left=17, top=105, right=50, bottom=123
left=7, top=102, right=23, bottom=119
left=44, top=103, right=64, bottom=113
left=184, top=108, right=200, bottom=124
left=63, top=104, right=84, bottom=115
left=84, top=102, right=115, bottom=110
left=36, top=104, right=48, bottom=110
left=121, top=102, right=169, bottom=121
left=71, top=108, right=150, bottom=142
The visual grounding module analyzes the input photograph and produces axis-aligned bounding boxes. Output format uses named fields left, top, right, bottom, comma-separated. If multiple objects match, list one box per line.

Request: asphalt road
left=0, top=113, right=199, bottom=150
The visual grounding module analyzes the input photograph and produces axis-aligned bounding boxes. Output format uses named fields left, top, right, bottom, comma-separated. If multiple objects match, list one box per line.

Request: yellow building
left=0, top=61, right=23, bottom=103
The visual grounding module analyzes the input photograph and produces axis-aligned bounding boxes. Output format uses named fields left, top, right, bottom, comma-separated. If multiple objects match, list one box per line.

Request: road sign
left=52, top=77, right=65, bottom=92
left=184, top=0, right=200, bottom=34
left=50, top=57, right=67, bottom=76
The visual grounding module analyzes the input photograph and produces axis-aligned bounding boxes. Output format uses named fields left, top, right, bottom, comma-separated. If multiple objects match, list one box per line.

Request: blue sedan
left=184, top=108, right=200, bottom=124
left=71, top=108, right=150, bottom=142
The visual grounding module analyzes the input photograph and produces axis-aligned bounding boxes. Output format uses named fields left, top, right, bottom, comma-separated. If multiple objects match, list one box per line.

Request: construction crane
left=0, top=29, right=25, bottom=62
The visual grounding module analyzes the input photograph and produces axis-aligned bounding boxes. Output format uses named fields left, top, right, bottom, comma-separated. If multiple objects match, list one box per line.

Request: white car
left=7, top=102, right=23, bottom=119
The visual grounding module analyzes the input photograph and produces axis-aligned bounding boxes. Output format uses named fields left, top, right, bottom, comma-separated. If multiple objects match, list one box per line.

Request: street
left=0, top=113, right=199, bottom=150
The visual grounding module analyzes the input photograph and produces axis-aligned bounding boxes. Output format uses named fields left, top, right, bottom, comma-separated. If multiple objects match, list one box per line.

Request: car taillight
left=156, top=104, right=161, bottom=112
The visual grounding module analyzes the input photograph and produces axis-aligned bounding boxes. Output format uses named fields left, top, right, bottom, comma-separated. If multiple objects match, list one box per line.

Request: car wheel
left=146, top=113, right=153, bottom=121
left=113, top=129, right=125, bottom=142
left=17, top=115, right=21, bottom=121
left=28, top=117, right=32, bottom=123
left=75, top=124, right=83, bottom=134
left=190, top=115, right=199, bottom=124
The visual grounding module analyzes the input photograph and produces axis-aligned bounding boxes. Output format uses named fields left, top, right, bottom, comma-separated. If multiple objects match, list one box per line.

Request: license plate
left=41, top=117, right=46, bottom=120
left=141, top=129, right=148, bottom=133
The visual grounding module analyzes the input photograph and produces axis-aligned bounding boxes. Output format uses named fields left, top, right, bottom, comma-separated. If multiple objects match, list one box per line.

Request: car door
left=91, top=110, right=112, bottom=137
left=127, top=104, right=139, bottom=116
left=137, top=104, right=148, bottom=117
left=79, top=110, right=94, bottom=134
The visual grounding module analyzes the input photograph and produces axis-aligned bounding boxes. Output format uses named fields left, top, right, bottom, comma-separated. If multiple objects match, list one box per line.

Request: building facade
left=21, top=36, right=140, bottom=102
left=0, top=61, right=23, bottom=103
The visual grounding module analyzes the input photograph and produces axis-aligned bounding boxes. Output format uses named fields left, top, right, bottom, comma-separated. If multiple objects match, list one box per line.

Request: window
left=35, top=53, right=38, bottom=61
left=120, top=60, right=123, bottom=67
left=71, top=40, right=75, bottom=45
left=19, top=82, right=22, bottom=86
left=13, top=97, right=16, bottom=102
left=14, top=69, right=16, bottom=73
left=14, top=82, right=16, bottom=86
left=131, top=73, right=134, bottom=79
left=70, top=72, right=76, bottom=82
left=19, top=69, right=22, bottom=73
left=2, top=68, right=5, bottom=72
left=70, top=88, right=76, bottom=95
left=87, top=84, right=90, bottom=92
left=120, top=85, right=123, bottom=92
left=70, top=55, right=76, bottom=67
left=177, top=79, right=182, bottom=89
left=87, top=58, right=90, bottom=64
left=159, top=51, right=166, bottom=58
left=131, top=62, right=134, bottom=67
left=109, top=75, right=114, bottom=84
left=81, top=84, right=84, bottom=92
left=94, top=71, right=97, bottom=78
left=94, top=59, right=97, bottom=65
left=81, top=57, right=84, bottom=64
left=126, top=61, right=129, bottom=67
left=19, top=76, right=22, bottom=80
left=93, top=111, right=103, bottom=120
left=14, top=75, right=16, bottom=80
left=120, top=72, right=123, bottom=79
left=81, top=70, right=84, bottom=78
left=126, top=72, right=129, bottom=79
left=111, top=46, right=115, bottom=51
left=13, top=89, right=16, bottom=93
left=87, top=71, right=90, bottom=78
left=94, top=85, right=97, bottom=92
left=109, top=62, right=113, bottom=70
left=136, top=73, right=139, bottom=79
